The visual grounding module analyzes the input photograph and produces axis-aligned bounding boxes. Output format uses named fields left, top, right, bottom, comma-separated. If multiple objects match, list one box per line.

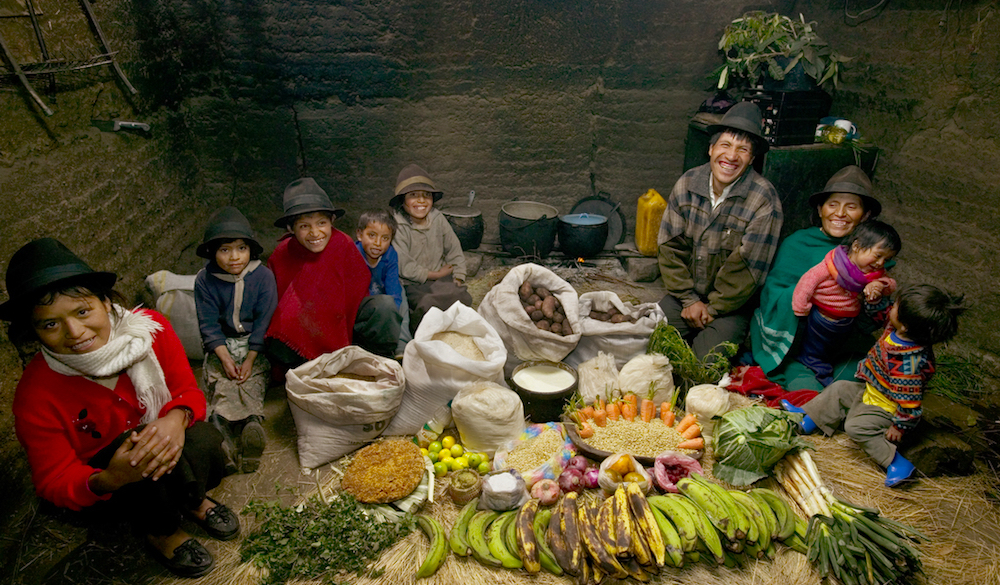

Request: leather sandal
left=189, top=497, right=240, bottom=541
left=147, top=537, right=215, bottom=578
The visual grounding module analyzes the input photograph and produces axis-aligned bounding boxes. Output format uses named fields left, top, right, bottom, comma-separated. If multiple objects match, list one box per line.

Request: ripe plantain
left=467, top=510, right=502, bottom=567
left=578, top=497, right=628, bottom=578
left=488, top=510, right=523, bottom=569
left=414, top=514, right=448, bottom=579
left=561, top=492, right=584, bottom=576
left=626, top=481, right=666, bottom=567
left=449, top=497, right=479, bottom=556
left=596, top=496, right=619, bottom=558
left=612, top=485, right=633, bottom=556
left=532, top=507, right=564, bottom=576
left=515, top=498, right=541, bottom=573
left=548, top=504, right=575, bottom=575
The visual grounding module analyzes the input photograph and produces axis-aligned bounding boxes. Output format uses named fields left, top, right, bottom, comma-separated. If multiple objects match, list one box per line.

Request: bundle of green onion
left=776, top=450, right=926, bottom=585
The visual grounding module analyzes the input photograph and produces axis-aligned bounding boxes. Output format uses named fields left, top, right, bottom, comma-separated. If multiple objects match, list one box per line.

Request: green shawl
left=750, top=227, right=842, bottom=374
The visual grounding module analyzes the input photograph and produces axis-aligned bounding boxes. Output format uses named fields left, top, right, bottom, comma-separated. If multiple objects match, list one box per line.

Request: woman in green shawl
left=750, top=166, right=883, bottom=391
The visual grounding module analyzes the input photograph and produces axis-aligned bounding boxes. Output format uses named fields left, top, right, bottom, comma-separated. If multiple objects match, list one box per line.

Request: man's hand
left=885, top=426, right=904, bottom=442
left=681, top=301, right=714, bottom=329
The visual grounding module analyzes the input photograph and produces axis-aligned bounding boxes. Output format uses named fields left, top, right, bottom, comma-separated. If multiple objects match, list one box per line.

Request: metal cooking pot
left=558, top=213, right=609, bottom=258
left=499, top=201, right=559, bottom=258
left=442, top=191, right=484, bottom=250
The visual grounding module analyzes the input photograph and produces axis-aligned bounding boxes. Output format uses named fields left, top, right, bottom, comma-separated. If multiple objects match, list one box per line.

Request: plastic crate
left=744, top=90, right=832, bottom=146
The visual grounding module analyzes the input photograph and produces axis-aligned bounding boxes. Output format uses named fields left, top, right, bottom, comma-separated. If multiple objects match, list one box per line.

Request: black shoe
left=211, top=414, right=240, bottom=475
left=240, top=417, right=266, bottom=474
left=148, top=537, right=215, bottom=578
left=189, top=497, right=240, bottom=541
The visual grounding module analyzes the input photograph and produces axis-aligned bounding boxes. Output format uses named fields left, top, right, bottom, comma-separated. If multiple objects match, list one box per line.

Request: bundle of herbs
left=241, top=493, right=414, bottom=584
left=646, top=321, right=737, bottom=393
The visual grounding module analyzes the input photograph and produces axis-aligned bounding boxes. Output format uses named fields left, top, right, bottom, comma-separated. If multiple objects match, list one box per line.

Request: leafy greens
left=712, top=405, right=811, bottom=486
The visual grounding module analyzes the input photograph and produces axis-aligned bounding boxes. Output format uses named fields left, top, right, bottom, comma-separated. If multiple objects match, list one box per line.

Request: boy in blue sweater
left=194, top=207, right=278, bottom=473
left=355, top=209, right=409, bottom=356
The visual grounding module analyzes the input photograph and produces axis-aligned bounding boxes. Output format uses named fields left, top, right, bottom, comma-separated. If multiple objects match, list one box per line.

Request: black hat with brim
left=706, top=101, right=769, bottom=155
left=197, top=206, right=264, bottom=259
left=274, top=177, right=345, bottom=228
left=389, top=164, right=444, bottom=208
left=807, top=165, right=882, bottom=218
left=0, top=238, right=117, bottom=321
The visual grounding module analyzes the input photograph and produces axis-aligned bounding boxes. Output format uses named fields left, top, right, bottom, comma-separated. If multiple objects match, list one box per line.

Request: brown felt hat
left=389, top=164, right=444, bottom=208
left=0, top=238, right=117, bottom=321
left=197, top=206, right=264, bottom=259
left=274, top=177, right=345, bottom=228
left=808, top=165, right=881, bottom=218
left=706, top=101, right=769, bottom=154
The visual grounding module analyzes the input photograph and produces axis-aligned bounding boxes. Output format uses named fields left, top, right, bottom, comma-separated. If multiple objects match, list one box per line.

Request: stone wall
left=1, top=0, right=998, bottom=547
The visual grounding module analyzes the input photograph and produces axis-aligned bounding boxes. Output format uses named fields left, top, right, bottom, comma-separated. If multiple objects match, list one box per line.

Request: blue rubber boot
left=780, top=400, right=817, bottom=434
left=885, top=452, right=916, bottom=487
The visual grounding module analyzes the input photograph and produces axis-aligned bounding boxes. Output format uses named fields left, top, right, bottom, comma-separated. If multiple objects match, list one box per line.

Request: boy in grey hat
left=657, top=102, right=783, bottom=359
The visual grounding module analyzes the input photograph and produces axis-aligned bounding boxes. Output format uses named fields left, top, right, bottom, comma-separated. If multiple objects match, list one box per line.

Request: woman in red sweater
left=2, top=238, right=237, bottom=578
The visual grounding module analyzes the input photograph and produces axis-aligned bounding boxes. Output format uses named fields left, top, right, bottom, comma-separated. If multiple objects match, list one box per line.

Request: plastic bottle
left=635, top=188, right=667, bottom=257
left=414, top=401, right=454, bottom=448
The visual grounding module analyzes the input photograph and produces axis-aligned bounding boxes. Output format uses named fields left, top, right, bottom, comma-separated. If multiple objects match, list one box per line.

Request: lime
left=477, top=452, right=489, bottom=463
left=441, top=436, right=456, bottom=450
left=467, top=453, right=483, bottom=468
left=433, top=462, right=449, bottom=477
left=449, top=444, right=464, bottom=457
left=428, top=441, right=443, bottom=454
left=420, top=448, right=429, bottom=457
left=428, top=450, right=440, bottom=463
left=477, top=461, right=491, bottom=474
left=450, top=457, right=468, bottom=471
left=439, top=453, right=454, bottom=464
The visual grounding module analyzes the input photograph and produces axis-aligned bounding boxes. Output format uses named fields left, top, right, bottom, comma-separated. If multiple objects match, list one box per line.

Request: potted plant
left=715, top=12, right=852, bottom=92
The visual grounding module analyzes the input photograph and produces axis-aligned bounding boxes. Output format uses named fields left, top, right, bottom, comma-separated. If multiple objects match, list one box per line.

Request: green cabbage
left=712, top=406, right=811, bottom=486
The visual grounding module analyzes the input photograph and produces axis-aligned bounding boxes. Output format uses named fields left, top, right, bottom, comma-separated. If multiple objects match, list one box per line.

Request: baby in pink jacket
left=792, top=220, right=900, bottom=386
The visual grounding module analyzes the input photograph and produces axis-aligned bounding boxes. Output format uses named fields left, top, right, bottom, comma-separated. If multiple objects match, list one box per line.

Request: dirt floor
left=4, top=252, right=999, bottom=585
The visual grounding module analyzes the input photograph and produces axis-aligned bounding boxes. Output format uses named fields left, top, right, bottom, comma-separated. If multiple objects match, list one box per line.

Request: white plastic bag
left=285, top=346, right=405, bottom=469
left=576, top=352, right=620, bottom=405
left=144, top=270, right=203, bottom=360
left=597, top=452, right=651, bottom=495
left=564, top=291, right=665, bottom=369
left=685, top=383, right=731, bottom=446
left=617, top=353, right=675, bottom=406
left=477, top=263, right=581, bottom=366
left=384, top=302, right=507, bottom=437
left=452, top=381, right=526, bottom=457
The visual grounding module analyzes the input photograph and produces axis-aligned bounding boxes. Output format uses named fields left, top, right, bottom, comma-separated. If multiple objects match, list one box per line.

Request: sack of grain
left=452, top=381, right=526, bottom=457
left=564, top=291, right=665, bottom=369
left=384, top=302, right=507, bottom=436
left=285, top=346, right=405, bottom=469
left=477, top=263, right=581, bottom=369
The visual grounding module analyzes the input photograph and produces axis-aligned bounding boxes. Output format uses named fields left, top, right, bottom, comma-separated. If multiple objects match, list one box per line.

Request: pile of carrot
left=570, top=392, right=705, bottom=451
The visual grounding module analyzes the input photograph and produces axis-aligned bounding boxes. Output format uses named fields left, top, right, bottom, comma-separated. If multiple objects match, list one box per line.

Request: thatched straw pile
left=155, top=402, right=1000, bottom=585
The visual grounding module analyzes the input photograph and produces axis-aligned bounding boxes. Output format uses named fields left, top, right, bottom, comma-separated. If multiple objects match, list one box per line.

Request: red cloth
left=266, top=230, right=371, bottom=360
left=12, top=310, right=206, bottom=510
left=726, top=365, right=818, bottom=408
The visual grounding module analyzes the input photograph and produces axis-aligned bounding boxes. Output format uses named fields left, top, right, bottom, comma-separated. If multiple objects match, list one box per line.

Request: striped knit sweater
left=855, top=323, right=934, bottom=431
left=792, top=248, right=896, bottom=319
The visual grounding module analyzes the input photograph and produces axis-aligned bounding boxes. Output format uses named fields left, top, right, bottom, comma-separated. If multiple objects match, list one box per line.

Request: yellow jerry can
left=635, top=188, right=666, bottom=257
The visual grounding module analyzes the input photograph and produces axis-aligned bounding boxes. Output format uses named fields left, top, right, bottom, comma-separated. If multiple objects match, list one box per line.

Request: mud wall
left=1, top=0, right=998, bottom=543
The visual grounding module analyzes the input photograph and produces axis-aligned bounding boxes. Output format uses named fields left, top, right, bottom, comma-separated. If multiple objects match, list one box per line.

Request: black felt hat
left=197, top=206, right=264, bottom=259
left=807, top=165, right=881, bottom=218
left=0, top=238, right=117, bottom=321
left=706, top=101, right=769, bottom=155
left=274, top=177, right=345, bottom=228
left=389, top=164, right=444, bottom=208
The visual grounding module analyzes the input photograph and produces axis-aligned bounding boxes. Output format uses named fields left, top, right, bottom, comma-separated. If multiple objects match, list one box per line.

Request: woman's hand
left=214, top=345, right=241, bottom=380
left=681, top=301, right=713, bottom=329
left=88, top=434, right=157, bottom=494
left=127, top=409, right=188, bottom=480
left=237, top=351, right=258, bottom=382
left=885, top=426, right=903, bottom=442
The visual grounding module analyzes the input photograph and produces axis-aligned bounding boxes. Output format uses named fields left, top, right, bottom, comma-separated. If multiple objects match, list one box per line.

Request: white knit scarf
left=42, top=305, right=169, bottom=424
left=207, top=259, right=261, bottom=335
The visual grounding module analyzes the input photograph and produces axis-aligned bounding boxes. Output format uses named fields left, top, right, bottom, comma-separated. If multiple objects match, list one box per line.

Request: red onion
left=582, top=467, right=600, bottom=489
left=558, top=468, right=585, bottom=493
left=566, top=455, right=589, bottom=472
left=530, top=479, right=561, bottom=505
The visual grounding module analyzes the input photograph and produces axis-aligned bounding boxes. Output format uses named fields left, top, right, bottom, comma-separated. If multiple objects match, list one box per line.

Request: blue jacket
left=356, top=241, right=404, bottom=309
left=194, top=261, right=278, bottom=352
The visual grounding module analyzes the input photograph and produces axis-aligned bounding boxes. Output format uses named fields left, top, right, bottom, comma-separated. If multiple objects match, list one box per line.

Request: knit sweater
left=856, top=323, right=934, bottom=431
left=792, top=250, right=896, bottom=319
left=194, top=261, right=278, bottom=352
left=12, top=310, right=206, bottom=510
left=392, top=208, right=467, bottom=285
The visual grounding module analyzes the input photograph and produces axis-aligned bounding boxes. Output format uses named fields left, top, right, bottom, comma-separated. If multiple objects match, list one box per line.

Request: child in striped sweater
left=783, top=284, right=966, bottom=487
left=792, top=220, right=900, bottom=386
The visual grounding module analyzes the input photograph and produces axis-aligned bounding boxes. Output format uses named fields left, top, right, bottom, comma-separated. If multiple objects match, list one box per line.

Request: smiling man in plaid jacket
left=657, top=102, right=783, bottom=359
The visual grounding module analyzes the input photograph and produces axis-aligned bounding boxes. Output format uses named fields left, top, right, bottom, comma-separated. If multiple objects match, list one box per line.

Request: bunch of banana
left=414, top=514, right=448, bottom=579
